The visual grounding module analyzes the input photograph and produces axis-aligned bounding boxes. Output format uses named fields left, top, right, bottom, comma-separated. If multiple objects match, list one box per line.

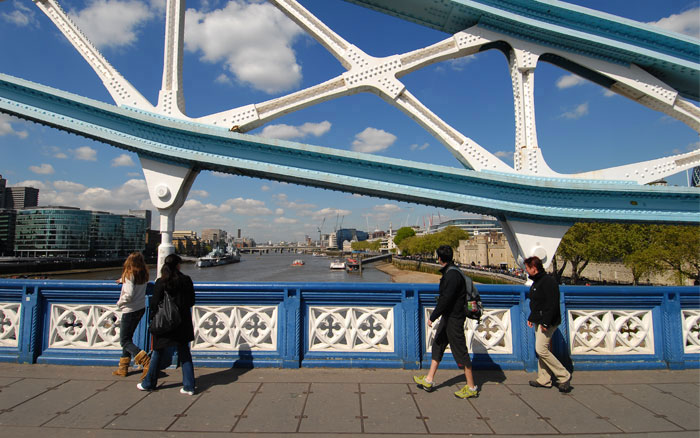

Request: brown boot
left=134, top=350, right=151, bottom=381
left=112, top=357, right=130, bottom=377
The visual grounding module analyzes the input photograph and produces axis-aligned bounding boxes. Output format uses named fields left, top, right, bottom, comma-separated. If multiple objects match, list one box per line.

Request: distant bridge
left=1, top=0, right=698, bottom=272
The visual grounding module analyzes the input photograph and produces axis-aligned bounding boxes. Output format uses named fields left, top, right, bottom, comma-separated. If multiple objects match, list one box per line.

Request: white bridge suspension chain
left=32, top=0, right=700, bottom=183
left=33, top=0, right=153, bottom=111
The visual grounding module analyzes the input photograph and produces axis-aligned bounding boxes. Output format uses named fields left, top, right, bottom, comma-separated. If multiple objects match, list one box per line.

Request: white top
left=116, top=277, right=147, bottom=313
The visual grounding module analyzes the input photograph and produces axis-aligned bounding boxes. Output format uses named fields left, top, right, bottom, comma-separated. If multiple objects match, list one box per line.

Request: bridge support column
left=499, top=217, right=571, bottom=269
left=140, top=156, right=199, bottom=276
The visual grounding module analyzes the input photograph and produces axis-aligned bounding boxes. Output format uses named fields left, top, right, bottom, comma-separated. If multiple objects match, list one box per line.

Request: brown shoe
left=134, top=350, right=151, bottom=381
left=112, top=357, right=130, bottom=377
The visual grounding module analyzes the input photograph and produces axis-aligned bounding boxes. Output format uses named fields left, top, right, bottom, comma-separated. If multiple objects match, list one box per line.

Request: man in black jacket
left=413, top=245, right=478, bottom=399
left=525, top=256, right=572, bottom=393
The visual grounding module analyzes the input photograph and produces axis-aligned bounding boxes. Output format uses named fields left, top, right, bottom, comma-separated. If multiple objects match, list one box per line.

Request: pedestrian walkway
left=0, top=363, right=697, bottom=437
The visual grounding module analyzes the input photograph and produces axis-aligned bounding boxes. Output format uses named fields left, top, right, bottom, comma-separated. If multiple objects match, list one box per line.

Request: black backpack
left=447, top=266, right=483, bottom=324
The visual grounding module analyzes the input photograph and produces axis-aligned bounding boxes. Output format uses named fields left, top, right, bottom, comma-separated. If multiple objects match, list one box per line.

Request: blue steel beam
left=343, top=0, right=700, bottom=101
left=1, top=73, right=697, bottom=225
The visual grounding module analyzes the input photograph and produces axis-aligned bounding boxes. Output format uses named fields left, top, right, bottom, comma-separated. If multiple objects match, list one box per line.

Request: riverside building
left=13, top=207, right=146, bottom=258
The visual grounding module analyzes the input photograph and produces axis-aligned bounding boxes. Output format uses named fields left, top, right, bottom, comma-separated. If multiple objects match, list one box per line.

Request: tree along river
left=44, top=252, right=391, bottom=282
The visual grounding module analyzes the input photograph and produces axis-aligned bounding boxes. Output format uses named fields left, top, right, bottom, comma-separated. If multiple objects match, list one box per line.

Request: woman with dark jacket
left=137, top=254, right=196, bottom=395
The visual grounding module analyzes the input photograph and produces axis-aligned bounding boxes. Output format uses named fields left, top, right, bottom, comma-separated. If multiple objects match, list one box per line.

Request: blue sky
left=1, top=0, right=698, bottom=244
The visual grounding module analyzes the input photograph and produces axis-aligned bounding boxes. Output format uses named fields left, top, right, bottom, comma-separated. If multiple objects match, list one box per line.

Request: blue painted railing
left=0, top=279, right=697, bottom=371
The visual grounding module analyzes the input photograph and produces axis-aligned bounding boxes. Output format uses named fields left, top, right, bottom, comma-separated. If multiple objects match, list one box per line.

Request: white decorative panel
left=568, top=310, right=654, bottom=355
left=309, top=306, right=394, bottom=352
left=0, top=302, right=21, bottom=347
left=192, top=305, right=277, bottom=351
left=49, top=304, right=120, bottom=349
left=424, top=307, right=512, bottom=354
left=682, top=309, right=700, bottom=354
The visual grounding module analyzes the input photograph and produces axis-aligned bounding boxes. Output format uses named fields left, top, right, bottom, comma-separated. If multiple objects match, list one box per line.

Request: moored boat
left=329, top=259, right=346, bottom=270
left=345, top=258, right=360, bottom=273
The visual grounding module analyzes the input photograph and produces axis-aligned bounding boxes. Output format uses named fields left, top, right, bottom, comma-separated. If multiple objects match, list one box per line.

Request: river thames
left=44, top=253, right=393, bottom=282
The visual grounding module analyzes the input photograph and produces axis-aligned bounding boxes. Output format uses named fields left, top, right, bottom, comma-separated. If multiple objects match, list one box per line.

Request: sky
left=0, top=0, right=698, bottom=244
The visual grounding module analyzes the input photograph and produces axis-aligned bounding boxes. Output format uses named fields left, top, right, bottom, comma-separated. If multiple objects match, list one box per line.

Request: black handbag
left=149, top=291, right=181, bottom=335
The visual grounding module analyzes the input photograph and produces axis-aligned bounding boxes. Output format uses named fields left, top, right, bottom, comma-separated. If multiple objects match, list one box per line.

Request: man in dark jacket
left=413, top=245, right=478, bottom=399
left=525, top=256, right=571, bottom=393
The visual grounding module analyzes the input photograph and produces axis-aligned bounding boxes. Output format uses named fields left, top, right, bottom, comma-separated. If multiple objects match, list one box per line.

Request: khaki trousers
left=534, top=324, right=570, bottom=386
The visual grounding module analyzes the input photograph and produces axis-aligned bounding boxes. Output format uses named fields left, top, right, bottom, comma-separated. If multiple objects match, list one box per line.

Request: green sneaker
left=454, top=385, right=479, bottom=399
left=413, top=375, right=434, bottom=392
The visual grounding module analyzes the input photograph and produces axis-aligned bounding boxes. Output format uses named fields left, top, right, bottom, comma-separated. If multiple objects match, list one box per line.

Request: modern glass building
left=335, top=228, right=369, bottom=249
left=427, top=216, right=502, bottom=235
left=14, top=207, right=147, bottom=258
left=15, top=207, right=91, bottom=257
left=90, top=211, right=122, bottom=258
left=121, top=215, right=146, bottom=255
left=0, top=209, right=16, bottom=256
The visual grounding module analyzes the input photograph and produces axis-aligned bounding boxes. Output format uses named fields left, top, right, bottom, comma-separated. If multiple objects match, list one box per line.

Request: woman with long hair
left=113, top=252, right=151, bottom=379
left=138, top=253, right=196, bottom=395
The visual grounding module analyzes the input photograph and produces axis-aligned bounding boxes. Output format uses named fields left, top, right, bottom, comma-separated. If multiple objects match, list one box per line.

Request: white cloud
left=69, top=0, right=154, bottom=50
left=560, top=102, right=589, bottom=120
left=602, top=89, right=616, bottom=98
left=373, top=203, right=402, bottom=213
left=261, top=185, right=271, bottom=191
left=53, top=181, right=87, bottom=192
left=214, top=73, right=232, bottom=85
left=0, top=114, right=28, bottom=139
left=274, top=217, right=298, bottom=224
left=221, top=197, right=272, bottom=216
left=260, top=121, right=331, bottom=140
left=275, top=208, right=284, bottom=215
left=494, top=150, right=512, bottom=159
left=185, top=1, right=305, bottom=93
left=351, top=127, right=397, bottom=153
left=447, top=56, right=476, bottom=71
left=1, top=0, right=37, bottom=27
left=71, top=146, right=98, bottom=161
left=14, top=180, right=49, bottom=190
left=648, top=8, right=700, bottom=39
left=212, top=171, right=234, bottom=178
left=33, top=178, right=152, bottom=213
left=190, top=189, right=210, bottom=198
left=111, top=153, right=135, bottom=167
left=556, top=74, right=586, bottom=89
left=29, top=164, right=55, bottom=175
left=44, top=146, right=69, bottom=159
left=409, top=142, right=429, bottom=151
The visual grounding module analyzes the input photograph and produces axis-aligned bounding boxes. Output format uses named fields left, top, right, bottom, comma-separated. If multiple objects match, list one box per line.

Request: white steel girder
left=139, top=156, right=199, bottom=276
left=28, top=0, right=700, bottom=271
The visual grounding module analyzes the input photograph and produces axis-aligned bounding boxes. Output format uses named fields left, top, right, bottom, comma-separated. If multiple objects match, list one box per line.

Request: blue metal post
left=400, top=287, right=420, bottom=369
left=282, top=287, right=301, bottom=368
left=662, top=289, right=684, bottom=369
left=18, top=285, right=43, bottom=364
left=521, top=289, right=537, bottom=372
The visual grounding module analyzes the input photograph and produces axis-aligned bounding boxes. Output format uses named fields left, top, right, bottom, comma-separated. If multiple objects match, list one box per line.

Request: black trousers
left=119, top=308, right=145, bottom=358
left=431, top=316, right=471, bottom=368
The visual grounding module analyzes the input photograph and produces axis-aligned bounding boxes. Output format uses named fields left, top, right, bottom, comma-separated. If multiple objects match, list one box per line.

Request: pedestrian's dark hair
left=524, top=256, right=544, bottom=273
left=160, top=254, right=182, bottom=288
left=436, top=245, right=453, bottom=264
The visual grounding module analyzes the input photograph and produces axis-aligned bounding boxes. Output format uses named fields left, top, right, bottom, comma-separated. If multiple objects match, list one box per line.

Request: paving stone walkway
left=0, top=363, right=697, bottom=437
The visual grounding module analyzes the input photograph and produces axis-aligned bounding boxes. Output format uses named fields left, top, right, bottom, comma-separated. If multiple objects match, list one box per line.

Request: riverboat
left=329, top=259, right=346, bottom=270
left=196, top=246, right=241, bottom=268
left=345, top=258, right=360, bottom=273
left=292, top=259, right=305, bottom=266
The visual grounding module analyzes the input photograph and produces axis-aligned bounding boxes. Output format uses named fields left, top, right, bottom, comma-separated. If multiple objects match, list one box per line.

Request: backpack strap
left=446, top=266, right=476, bottom=300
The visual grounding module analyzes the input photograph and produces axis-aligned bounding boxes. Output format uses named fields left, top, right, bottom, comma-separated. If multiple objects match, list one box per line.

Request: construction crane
left=317, top=217, right=326, bottom=248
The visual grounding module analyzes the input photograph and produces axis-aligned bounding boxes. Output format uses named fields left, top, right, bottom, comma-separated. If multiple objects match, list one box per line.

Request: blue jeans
left=119, top=309, right=145, bottom=358
left=141, top=342, right=195, bottom=392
